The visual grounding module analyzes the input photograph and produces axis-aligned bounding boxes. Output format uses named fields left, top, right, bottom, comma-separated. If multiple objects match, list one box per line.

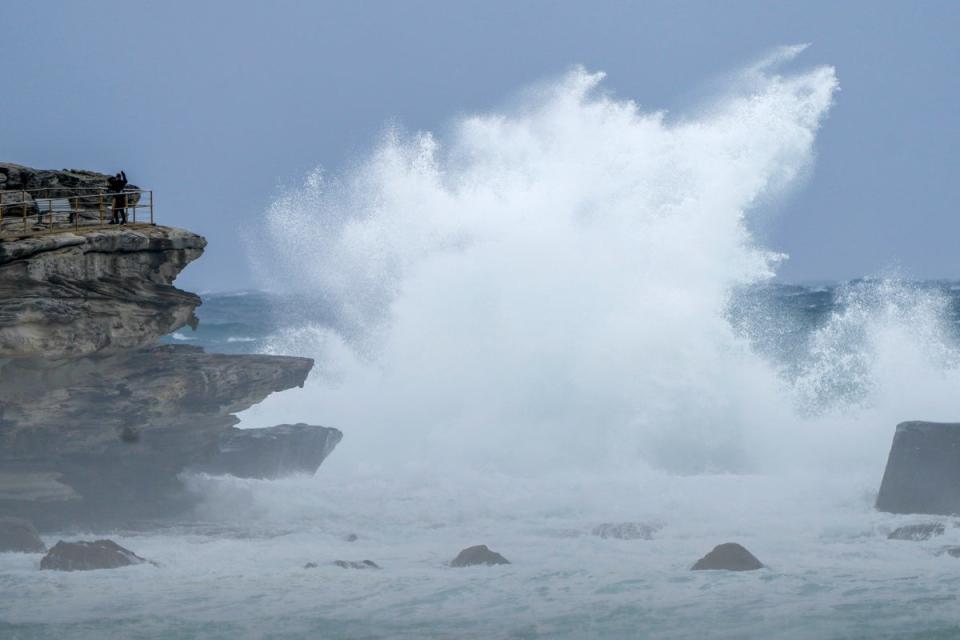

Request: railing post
left=149, top=190, right=154, bottom=225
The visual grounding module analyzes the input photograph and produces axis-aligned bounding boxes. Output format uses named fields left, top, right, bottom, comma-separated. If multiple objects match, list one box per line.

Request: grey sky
left=3, top=0, right=957, bottom=291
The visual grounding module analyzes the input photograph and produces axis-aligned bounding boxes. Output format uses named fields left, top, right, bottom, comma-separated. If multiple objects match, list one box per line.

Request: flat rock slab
left=876, top=421, right=960, bottom=516
left=193, top=423, right=343, bottom=479
left=888, top=523, right=946, bottom=541
left=333, top=560, right=380, bottom=570
left=592, top=522, right=662, bottom=540
left=0, top=517, right=46, bottom=553
left=451, top=545, right=510, bottom=567
left=39, top=539, right=149, bottom=571
left=691, top=543, right=764, bottom=571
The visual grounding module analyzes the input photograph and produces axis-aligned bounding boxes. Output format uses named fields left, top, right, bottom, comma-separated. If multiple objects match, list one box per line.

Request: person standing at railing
left=108, top=171, right=128, bottom=224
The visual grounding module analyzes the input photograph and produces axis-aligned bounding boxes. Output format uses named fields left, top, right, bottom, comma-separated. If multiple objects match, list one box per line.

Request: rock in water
left=40, top=539, right=149, bottom=571
left=876, top=422, right=960, bottom=516
left=333, top=560, right=380, bottom=569
left=888, top=523, right=946, bottom=541
left=591, top=522, right=662, bottom=540
left=450, top=545, right=510, bottom=567
left=192, top=423, right=343, bottom=479
left=691, top=543, right=764, bottom=571
left=0, top=517, right=46, bottom=553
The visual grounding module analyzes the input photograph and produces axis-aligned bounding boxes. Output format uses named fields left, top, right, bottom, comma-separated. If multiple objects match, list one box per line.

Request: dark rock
left=691, top=543, right=764, bottom=571
left=876, top=421, right=960, bottom=516
left=450, top=545, right=510, bottom=567
left=888, top=523, right=946, bottom=541
left=344, top=533, right=359, bottom=542
left=591, top=522, right=661, bottom=540
left=942, top=547, right=960, bottom=558
left=192, top=423, right=343, bottom=479
left=39, top=539, right=149, bottom=571
left=0, top=345, right=316, bottom=529
left=333, top=560, right=380, bottom=569
left=304, top=562, right=319, bottom=569
left=0, top=517, right=46, bottom=552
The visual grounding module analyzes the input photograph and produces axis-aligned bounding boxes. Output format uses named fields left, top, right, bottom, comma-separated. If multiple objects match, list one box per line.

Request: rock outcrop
left=0, top=344, right=317, bottom=528
left=876, top=421, right=960, bottom=516
left=0, top=226, right=205, bottom=359
left=0, top=517, right=46, bottom=552
left=39, top=539, right=149, bottom=571
left=191, top=423, right=342, bottom=479
left=887, top=523, right=945, bottom=541
left=450, top=545, right=511, bottom=567
left=691, top=543, right=764, bottom=571
left=0, top=168, right=339, bottom=529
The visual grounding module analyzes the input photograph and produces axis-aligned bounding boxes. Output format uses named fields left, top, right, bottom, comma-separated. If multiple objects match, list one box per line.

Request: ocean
left=4, top=49, right=960, bottom=639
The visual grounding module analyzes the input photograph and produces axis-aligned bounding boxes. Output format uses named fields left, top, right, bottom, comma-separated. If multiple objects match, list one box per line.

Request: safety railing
left=0, top=187, right=154, bottom=238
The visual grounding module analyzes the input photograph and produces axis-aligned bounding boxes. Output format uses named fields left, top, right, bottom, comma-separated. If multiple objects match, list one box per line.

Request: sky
left=2, top=0, right=957, bottom=291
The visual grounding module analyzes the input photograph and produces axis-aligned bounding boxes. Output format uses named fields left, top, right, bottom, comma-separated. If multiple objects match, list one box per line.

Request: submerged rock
left=192, top=423, right=343, bottom=479
left=876, top=421, right=960, bottom=516
left=888, top=523, right=946, bottom=541
left=691, top=543, right=764, bottom=571
left=344, top=533, right=359, bottom=542
left=333, top=560, right=380, bottom=570
left=0, top=517, right=46, bottom=553
left=450, top=545, right=510, bottom=567
left=941, top=547, right=960, bottom=558
left=39, top=539, right=149, bottom=571
left=591, top=522, right=661, bottom=540
left=304, top=562, right=319, bottom=569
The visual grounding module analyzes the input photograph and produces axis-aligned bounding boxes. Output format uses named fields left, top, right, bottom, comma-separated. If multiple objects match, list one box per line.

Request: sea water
left=3, top=47, right=960, bottom=639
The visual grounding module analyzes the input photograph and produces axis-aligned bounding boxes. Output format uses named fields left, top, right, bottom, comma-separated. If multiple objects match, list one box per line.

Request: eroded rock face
left=0, top=345, right=316, bottom=528
left=691, top=543, right=764, bottom=571
left=0, top=226, right=205, bottom=360
left=0, top=517, right=46, bottom=553
left=192, top=423, right=343, bottom=479
left=39, top=539, right=148, bottom=571
left=888, top=523, right=946, bottom=541
left=876, top=422, right=960, bottom=516
left=450, top=545, right=510, bottom=567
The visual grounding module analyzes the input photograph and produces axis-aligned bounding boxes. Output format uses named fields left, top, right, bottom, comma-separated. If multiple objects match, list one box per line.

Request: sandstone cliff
left=0, top=166, right=339, bottom=529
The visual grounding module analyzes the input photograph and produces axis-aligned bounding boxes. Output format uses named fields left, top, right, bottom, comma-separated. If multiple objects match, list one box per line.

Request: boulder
left=333, top=560, right=380, bottom=569
left=591, top=522, right=661, bottom=540
left=876, top=422, right=960, bottom=516
left=39, top=539, right=149, bottom=571
left=887, top=523, right=945, bottom=541
left=450, top=545, right=510, bottom=567
left=191, top=423, right=342, bottom=479
left=691, top=543, right=764, bottom=571
left=0, top=517, right=46, bottom=553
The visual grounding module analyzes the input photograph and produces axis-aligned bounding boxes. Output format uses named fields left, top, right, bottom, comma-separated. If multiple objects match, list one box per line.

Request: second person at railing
left=108, top=171, right=128, bottom=225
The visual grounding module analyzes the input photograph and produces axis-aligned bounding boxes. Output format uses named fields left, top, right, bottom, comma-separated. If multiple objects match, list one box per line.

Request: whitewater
left=4, top=47, right=960, bottom=639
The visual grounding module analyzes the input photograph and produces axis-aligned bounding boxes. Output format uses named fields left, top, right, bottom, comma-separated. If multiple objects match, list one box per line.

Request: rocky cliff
left=0, top=226, right=205, bottom=359
left=0, top=166, right=340, bottom=529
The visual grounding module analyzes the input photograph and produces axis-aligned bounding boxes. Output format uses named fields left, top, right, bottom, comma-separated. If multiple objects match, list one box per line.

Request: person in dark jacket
left=107, top=171, right=128, bottom=224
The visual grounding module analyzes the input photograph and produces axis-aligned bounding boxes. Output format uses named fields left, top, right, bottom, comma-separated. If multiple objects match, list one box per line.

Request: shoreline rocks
left=39, top=539, right=149, bottom=571
left=450, top=545, right=510, bottom=567
left=888, top=523, right=945, bottom=541
left=691, top=543, right=764, bottom=571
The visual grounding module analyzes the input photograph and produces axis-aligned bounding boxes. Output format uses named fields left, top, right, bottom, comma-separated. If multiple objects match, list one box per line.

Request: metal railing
left=0, top=187, right=154, bottom=238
